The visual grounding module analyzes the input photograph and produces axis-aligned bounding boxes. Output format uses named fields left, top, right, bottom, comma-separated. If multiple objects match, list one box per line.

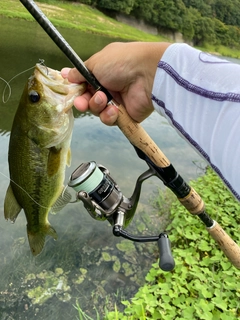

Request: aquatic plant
left=104, top=167, right=240, bottom=319
left=74, top=300, right=101, bottom=320
left=25, top=268, right=71, bottom=305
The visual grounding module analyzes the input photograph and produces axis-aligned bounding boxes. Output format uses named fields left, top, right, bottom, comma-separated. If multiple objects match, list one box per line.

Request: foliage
left=193, top=16, right=216, bottom=45
left=74, top=301, right=101, bottom=320
left=75, top=0, right=240, bottom=48
left=181, top=7, right=198, bottom=41
left=0, top=0, right=165, bottom=42
left=182, top=0, right=212, bottom=17
left=104, top=168, right=240, bottom=319
left=212, top=0, right=240, bottom=26
left=97, top=0, right=135, bottom=14
left=131, top=0, right=186, bottom=31
left=3, top=0, right=240, bottom=51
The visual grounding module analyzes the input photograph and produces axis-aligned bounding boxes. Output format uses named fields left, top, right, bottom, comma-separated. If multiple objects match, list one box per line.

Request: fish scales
left=4, top=64, right=86, bottom=256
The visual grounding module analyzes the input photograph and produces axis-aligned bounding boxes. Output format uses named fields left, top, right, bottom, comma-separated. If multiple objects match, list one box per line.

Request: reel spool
left=68, top=161, right=175, bottom=272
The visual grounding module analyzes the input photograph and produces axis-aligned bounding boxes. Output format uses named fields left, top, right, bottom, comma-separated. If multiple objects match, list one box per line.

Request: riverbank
left=0, top=0, right=166, bottom=42
left=1, top=0, right=240, bottom=58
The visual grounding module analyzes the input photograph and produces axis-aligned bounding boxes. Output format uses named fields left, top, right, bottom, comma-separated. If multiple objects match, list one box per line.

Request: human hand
left=61, top=41, right=170, bottom=125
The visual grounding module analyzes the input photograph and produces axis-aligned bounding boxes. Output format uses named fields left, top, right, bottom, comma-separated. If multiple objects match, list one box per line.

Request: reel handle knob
left=158, top=233, right=175, bottom=271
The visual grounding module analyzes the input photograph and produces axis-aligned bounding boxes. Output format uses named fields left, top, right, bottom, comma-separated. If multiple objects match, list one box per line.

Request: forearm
left=152, top=43, right=240, bottom=200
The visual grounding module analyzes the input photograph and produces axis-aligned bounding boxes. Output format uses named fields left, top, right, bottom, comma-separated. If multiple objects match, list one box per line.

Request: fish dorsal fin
left=4, top=184, right=22, bottom=222
left=51, top=186, right=72, bottom=214
left=27, top=223, right=57, bottom=256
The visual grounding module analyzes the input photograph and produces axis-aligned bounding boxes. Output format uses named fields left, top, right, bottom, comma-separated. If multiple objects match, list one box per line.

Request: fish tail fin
left=27, top=224, right=57, bottom=256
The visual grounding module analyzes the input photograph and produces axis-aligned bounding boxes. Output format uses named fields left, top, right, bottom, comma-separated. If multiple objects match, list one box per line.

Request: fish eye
left=29, top=90, right=40, bottom=103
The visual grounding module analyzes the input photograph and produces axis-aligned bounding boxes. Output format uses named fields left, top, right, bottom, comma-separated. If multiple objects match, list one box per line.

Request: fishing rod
left=20, top=0, right=240, bottom=270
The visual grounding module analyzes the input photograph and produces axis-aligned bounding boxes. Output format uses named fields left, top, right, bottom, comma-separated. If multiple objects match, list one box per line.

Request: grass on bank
left=74, top=168, right=240, bottom=319
left=1, top=0, right=240, bottom=57
left=198, top=43, right=240, bottom=59
left=0, top=0, right=166, bottom=42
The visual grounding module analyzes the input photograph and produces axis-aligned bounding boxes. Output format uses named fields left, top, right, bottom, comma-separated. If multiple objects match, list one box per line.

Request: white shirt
left=152, top=43, right=240, bottom=201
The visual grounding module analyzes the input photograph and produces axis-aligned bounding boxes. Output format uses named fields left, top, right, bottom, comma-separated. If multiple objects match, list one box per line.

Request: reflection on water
left=0, top=16, right=210, bottom=319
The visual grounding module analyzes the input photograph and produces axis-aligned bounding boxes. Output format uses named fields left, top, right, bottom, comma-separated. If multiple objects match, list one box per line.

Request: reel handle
left=113, top=101, right=240, bottom=269
left=158, top=234, right=175, bottom=271
left=113, top=225, right=175, bottom=272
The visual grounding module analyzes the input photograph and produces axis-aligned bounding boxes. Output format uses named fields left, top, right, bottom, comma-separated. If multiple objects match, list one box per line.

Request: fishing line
left=62, top=184, right=76, bottom=204
left=0, top=59, right=46, bottom=104
left=38, top=59, right=49, bottom=75
left=0, top=66, right=35, bottom=104
left=0, top=171, right=49, bottom=210
left=0, top=171, right=70, bottom=212
left=0, top=77, right=11, bottom=103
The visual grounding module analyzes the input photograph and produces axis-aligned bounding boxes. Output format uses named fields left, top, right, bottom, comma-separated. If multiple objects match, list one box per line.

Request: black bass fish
left=4, top=63, right=86, bottom=256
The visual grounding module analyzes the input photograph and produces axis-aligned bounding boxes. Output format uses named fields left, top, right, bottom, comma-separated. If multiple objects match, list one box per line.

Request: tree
left=214, top=18, right=229, bottom=45
left=153, top=0, right=186, bottom=31
left=131, top=0, right=156, bottom=22
left=193, top=16, right=216, bottom=45
left=225, top=25, right=240, bottom=48
left=212, top=0, right=240, bottom=26
left=182, top=0, right=212, bottom=17
left=97, top=0, right=135, bottom=14
left=131, top=0, right=187, bottom=31
left=181, top=7, right=199, bottom=41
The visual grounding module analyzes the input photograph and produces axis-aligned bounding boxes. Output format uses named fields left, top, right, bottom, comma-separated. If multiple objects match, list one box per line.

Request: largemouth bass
left=4, top=63, right=86, bottom=256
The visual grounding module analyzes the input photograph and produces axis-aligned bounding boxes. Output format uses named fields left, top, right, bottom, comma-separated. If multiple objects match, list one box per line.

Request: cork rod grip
left=115, top=103, right=170, bottom=168
left=179, top=188, right=240, bottom=268
left=179, top=187, right=205, bottom=215
left=207, top=222, right=240, bottom=269
left=114, top=102, right=240, bottom=268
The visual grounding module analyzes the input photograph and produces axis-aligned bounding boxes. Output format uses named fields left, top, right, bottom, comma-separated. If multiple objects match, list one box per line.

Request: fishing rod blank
left=19, top=0, right=112, bottom=100
left=20, top=0, right=240, bottom=269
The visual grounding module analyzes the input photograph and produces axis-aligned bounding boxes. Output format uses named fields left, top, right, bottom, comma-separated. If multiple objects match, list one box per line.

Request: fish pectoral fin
left=27, top=224, right=58, bottom=256
left=51, top=186, right=72, bottom=214
left=4, top=184, right=22, bottom=222
left=67, top=148, right=71, bottom=167
left=47, top=146, right=62, bottom=177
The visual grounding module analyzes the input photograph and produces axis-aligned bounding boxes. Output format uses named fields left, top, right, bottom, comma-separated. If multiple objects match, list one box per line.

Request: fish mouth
left=35, top=63, right=86, bottom=111
left=35, top=63, right=73, bottom=94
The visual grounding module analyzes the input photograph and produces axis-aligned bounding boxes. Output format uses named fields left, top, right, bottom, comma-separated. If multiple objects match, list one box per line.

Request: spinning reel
left=68, top=161, right=175, bottom=272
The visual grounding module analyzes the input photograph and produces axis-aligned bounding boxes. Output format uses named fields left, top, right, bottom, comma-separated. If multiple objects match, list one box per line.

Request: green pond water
left=0, top=15, right=209, bottom=320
